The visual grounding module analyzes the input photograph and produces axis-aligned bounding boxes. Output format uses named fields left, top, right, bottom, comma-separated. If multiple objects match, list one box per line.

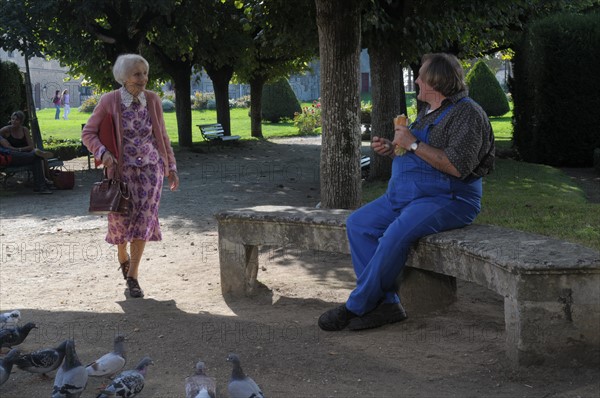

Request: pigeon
left=0, top=310, right=21, bottom=329
left=185, top=360, right=217, bottom=398
left=0, top=348, right=20, bottom=386
left=52, top=340, right=88, bottom=398
left=226, top=353, right=265, bottom=398
left=86, top=335, right=126, bottom=377
left=15, top=339, right=68, bottom=377
left=0, top=322, right=36, bottom=348
left=96, top=356, right=153, bottom=398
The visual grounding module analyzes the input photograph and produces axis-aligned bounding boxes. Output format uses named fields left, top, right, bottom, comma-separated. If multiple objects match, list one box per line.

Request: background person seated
left=0, top=110, right=54, bottom=193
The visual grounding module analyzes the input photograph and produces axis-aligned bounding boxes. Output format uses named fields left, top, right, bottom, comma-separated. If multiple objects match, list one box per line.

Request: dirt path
left=0, top=138, right=598, bottom=397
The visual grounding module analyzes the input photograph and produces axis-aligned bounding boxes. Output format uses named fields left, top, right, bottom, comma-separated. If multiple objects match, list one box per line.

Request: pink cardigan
left=81, top=90, right=177, bottom=177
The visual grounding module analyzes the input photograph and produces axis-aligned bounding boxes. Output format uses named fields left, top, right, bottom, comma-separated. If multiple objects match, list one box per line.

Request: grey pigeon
left=0, top=348, right=20, bottom=386
left=52, top=340, right=88, bottom=398
left=96, top=356, right=153, bottom=398
left=0, top=322, right=36, bottom=348
left=185, top=360, right=217, bottom=398
left=86, top=335, right=126, bottom=377
left=0, top=310, right=21, bottom=329
left=226, top=353, right=265, bottom=398
left=15, top=339, right=68, bottom=377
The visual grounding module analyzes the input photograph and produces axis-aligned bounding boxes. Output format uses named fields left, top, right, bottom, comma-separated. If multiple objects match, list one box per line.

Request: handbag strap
left=111, top=110, right=123, bottom=180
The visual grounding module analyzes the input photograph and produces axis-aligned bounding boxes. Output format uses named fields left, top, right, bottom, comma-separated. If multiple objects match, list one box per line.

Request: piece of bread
left=393, top=114, right=408, bottom=155
left=394, top=114, right=408, bottom=127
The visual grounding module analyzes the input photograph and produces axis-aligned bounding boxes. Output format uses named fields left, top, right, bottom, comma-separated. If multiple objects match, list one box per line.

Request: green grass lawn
left=35, top=107, right=311, bottom=144
left=478, top=159, right=599, bottom=249
left=361, top=157, right=599, bottom=250
left=489, top=102, right=513, bottom=151
left=35, top=105, right=599, bottom=251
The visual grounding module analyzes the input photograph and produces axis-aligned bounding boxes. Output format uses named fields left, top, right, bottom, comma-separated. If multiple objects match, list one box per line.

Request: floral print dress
left=106, top=98, right=164, bottom=244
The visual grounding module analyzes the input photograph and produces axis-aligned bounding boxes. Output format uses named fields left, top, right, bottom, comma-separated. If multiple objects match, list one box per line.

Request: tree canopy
left=1, top=0, right=596, bottom=207
left=0, top=0, right=318, bottom=145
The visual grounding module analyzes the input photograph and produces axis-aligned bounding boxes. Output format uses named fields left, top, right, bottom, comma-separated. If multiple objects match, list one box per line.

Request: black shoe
left=347, top=302, right=407, bottom=331
left=34, top=187, right=53, bottom=194
left=318, top=304, right=357, bottom=331
left=126, top=277, right=144, bottom=298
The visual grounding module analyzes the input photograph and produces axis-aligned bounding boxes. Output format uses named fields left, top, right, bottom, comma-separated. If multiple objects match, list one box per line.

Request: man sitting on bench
left=0, top=110, right=54, bottom=194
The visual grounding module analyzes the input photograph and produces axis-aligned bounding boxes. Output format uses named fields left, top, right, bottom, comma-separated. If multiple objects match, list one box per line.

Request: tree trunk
left=205, top=63, right=234, bottom=136
left=369, top=45, right=406, bottom=181
left=147, top=43, right=194, bottom=147
left=172, top=67, right=193, bottom=147
left=249, top=76, right=266, bottom=138
left=315, top=0, right=362, bottom=209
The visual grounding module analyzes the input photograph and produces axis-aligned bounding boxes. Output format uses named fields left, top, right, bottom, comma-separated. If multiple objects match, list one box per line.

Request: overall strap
left=432, top=97, right=470, bottom=126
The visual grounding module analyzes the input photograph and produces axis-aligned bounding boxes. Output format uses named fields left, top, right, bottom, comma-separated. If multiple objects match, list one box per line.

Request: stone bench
left=215, top=205, right=600, bottom=367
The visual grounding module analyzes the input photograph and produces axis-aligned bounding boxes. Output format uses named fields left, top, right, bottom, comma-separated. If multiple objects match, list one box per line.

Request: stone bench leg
left=219, top=236, right=259, bottom=297
left=504, top=273, right=600, bottom=366
left=398, top=267, right=457, bottom=314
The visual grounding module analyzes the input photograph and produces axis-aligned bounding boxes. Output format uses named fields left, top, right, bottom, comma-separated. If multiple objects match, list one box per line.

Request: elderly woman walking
left=82, top=54, right=180, bottom=298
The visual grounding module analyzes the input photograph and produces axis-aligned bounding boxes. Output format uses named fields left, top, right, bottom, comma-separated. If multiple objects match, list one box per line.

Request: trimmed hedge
left=511, top=13, right=600, bottom=167
left=162, top=99, right=175, bottom=112
left=44, top=138, right=85, bottom=161
left=262, top=78, right=301, bottom=122
left=0, top=61, right=27, bottom=127
left=466, top=60, right=509, bottom=117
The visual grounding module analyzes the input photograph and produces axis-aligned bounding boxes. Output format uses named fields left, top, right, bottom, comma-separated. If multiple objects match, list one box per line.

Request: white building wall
left=0, top=49, right=85, bottom=109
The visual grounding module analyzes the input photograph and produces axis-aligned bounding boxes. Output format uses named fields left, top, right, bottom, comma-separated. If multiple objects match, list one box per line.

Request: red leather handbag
left=50, top=167, right=75, bottom=189
left=0, top=149, right=12, bottom=166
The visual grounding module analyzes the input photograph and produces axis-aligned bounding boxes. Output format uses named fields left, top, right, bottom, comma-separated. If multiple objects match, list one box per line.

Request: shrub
left=406, top=102, right=418, bottom=122
left=43, top=137, right=83, bottom=161
left=360, top=101, right=372, bottom=124
left=229, top=95, right=251, bottom=109
left=512, top=13, right=600, bottom=167
left=162, top=90, right=176, bottom=102
left=0, top=61, right=26, bottom=127
left=293, top=99, right=322, bottom=134
left=79, top=95, right=101, bottom=113
left=465, top=60, right=510, bottom=117
left=192, top=91, right=215, bottom=110
left=594, top=148, right=600, bottom=174
left=262, top=78, right=301, bottom=123
left=162, top=99, right=175, bottom=112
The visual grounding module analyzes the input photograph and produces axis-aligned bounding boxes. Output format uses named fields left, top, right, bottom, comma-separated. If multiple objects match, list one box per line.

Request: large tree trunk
left=205, top=63, right=234, bottom=136
left=148, top=43, right=194, bottom=147
left=368, top=45, right=406, bottom=181
left=249, top=76, right=266, bottom=138
left=315, top=0, right=362, bottom=209
left=172, top=65, right=193, bottom=148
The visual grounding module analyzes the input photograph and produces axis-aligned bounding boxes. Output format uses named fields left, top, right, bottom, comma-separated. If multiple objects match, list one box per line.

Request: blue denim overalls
left=345, top=99, right=482, bottom=316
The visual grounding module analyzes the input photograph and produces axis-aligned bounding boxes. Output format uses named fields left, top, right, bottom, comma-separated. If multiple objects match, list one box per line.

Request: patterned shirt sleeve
left=419, top=92, right=495, bottom=179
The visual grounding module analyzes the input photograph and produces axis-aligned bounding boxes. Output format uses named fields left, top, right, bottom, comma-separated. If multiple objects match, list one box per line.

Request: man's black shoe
left=348, top=302, right=407, bottom=331
left=318, top=304, right=357, bottom=331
